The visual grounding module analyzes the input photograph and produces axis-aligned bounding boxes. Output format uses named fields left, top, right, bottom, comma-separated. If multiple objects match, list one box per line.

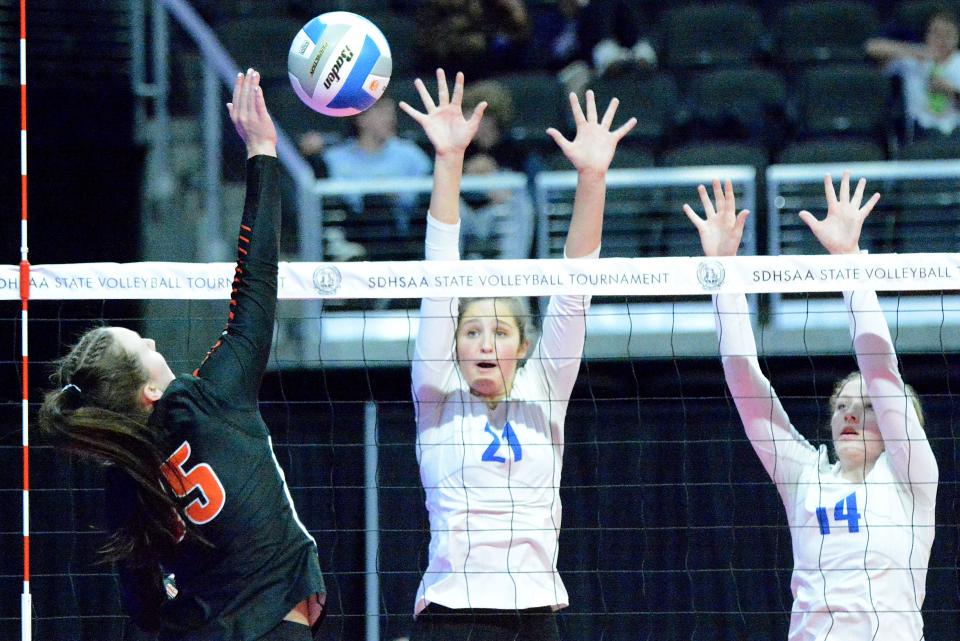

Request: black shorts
left=411, top=604, right=560, bottom=641
left=255, top=620, right=312, bottom=641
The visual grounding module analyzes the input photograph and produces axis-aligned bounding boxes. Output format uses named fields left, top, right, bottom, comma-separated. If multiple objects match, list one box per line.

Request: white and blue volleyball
left=288, top=12, right=392, bottom=117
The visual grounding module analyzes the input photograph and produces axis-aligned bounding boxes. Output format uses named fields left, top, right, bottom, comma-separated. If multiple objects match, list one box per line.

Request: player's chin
left=834, top=439, right=866, bottom=455
left=468, top=376, right=505, bottom=399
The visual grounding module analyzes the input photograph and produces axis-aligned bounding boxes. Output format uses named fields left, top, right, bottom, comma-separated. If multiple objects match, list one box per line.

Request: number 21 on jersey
left=161, top=440, right=226, bottom=525
left=482, top=422, right=522, bottom=463
left=816, top=492, right=861, bottom=535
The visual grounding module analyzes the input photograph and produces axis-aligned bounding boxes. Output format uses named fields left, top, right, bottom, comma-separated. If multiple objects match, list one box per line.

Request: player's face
left=927, top=17, right=959, bottom=61
left=109, top=327, right=175, bottom=395
left=831, top=375, right=885, bottom=467
left=455, top=299, right=529, bottom=402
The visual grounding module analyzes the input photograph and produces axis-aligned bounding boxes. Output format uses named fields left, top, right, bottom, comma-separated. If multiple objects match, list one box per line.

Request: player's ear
left=517, top=339, right=530, bottom=361
left=141, top=383, right=163, bottom=406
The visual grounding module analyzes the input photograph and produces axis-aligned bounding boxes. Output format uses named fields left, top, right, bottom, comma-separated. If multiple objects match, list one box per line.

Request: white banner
left=1, top=253, right=958, bottom=300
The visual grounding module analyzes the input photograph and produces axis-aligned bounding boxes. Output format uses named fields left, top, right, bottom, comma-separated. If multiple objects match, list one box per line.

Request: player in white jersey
left=398, top=68, right=635, bottom=641
left=683, top=173, right=938, bottom=641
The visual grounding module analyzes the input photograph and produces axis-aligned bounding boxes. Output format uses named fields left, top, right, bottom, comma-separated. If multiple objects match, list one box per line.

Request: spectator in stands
left=544, top=0, right=657, bottom=94
left=459, top=80, right=535, bottom=258
left=866, top=8, right=960, bottom=138
left=418, top=0, right=531, bottom=78
left=684, top=174, right=937, bottom=641
left=321, top=96, right=432, bottom=239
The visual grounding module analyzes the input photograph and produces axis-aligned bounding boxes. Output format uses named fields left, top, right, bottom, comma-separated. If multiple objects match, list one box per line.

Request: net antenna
left=19, top=0, right=32, bottom=639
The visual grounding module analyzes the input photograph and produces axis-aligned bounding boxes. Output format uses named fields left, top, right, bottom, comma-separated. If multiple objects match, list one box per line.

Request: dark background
left=1, top=0, right=958, bottom=640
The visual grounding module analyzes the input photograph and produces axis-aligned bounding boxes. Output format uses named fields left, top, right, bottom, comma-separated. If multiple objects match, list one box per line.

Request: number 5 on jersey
left=162, top=441, right=226, bottom=525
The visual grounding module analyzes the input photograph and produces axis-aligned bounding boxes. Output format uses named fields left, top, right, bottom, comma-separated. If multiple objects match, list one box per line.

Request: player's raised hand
left=683, top=178, right=750, bottom=258
left=227, top=69, right=277, bottom=158
left=399, top=69, right=486, bottom=158
left=799, top=171, right=880, bottom=255
left=547, top=91, right=636, bottom=176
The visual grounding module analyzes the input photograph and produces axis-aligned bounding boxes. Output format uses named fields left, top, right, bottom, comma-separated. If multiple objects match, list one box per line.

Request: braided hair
left=38, top=327, right=183, bottom=567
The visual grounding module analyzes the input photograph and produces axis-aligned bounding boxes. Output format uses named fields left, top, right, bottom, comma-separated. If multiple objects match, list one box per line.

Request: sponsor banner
left=0, top=254, right=958, bottom=300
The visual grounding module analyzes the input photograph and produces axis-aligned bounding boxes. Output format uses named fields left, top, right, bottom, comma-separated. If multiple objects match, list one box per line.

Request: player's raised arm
left=547, top=90, right=635, bottom=258
left=399, top=68, right=486, bottom=226
left=196, top=69, right=280, bottom=402
left=684, top=179, right=818, bottom=483
left=800, top=172, right=936, bottom=491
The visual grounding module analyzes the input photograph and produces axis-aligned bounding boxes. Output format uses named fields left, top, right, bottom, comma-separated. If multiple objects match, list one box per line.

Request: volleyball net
left=3, top=249, right=959, bottom=641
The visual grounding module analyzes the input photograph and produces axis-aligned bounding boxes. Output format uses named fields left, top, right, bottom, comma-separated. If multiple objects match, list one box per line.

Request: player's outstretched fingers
left=568, top=92, right=586, bottom=125
left=436, top=68, right=449, bottom=107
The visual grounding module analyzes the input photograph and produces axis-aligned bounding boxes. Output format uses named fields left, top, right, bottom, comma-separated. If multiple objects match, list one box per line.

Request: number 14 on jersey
left=816, top=492, right=861, bottom=535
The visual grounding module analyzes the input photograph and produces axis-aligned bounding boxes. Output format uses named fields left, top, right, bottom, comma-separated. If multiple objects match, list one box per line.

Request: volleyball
left=287, top=11, right=392, bottom=117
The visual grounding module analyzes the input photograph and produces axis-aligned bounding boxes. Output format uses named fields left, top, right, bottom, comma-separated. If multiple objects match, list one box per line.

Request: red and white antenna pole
left=20, top=0, right=32, bottom=639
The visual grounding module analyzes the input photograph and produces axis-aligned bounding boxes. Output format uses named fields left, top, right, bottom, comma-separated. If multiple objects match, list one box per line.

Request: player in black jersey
left=39, top=70, right=325, bottom=641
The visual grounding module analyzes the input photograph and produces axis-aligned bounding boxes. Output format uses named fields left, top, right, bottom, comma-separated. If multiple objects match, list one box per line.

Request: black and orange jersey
left=111, top=156, right=324, bottom=641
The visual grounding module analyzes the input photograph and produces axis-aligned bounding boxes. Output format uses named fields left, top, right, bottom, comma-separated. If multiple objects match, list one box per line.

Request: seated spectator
left=418, top=0, right=531, bottom=78
left=321, top=96, right=433, bottom=236
left=459, top=80, right=535, bottom=259
left=866, top=8, right=960, bottom=138
left=544, top=0, right=657, bottom=94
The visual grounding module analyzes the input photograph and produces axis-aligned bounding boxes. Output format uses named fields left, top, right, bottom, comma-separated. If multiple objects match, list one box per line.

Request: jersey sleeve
left=844, top=290, right=938, bottom=506
left=524, top=246, right=598, bottom=403
left=411, top=214, right=461, bottom=416
left=714, top=293, right=820, bottom=488
left=194, top=155, right=281, bottom=405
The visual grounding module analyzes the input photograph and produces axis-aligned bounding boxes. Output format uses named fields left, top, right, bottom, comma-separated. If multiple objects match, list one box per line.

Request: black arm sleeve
left=195, top=155, right=281, bottom=404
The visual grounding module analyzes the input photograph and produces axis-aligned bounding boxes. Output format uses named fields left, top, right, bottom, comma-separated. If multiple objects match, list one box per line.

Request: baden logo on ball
left=288, top=11, right=392, bottom=117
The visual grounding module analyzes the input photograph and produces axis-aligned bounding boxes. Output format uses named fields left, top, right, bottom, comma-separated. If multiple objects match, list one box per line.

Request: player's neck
left=838, top=456, right=877, bottom=483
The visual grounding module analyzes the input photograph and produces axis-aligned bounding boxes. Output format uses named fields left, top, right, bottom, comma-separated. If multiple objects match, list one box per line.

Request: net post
left=364, top=401, right=381, bottom=641
left=19, top=0, right=32, bottom=639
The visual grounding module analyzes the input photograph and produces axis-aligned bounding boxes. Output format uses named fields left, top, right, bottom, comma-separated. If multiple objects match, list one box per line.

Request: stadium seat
left=494, top=72, right=567, bottom=151
left=587, top=71, right=679, bottom=149
left=687, top=68, right=788, bottom=143
left=661, top=141, right=769, bottom=170
left=796, top=65, right=892, bottom=138
left=661, top=3, right=764, bottom=70
left=898, top=136, right=960, bottom=159
left=541, top=143, right=655, bottom=170
left=893, top=0, right=960, bottom=40
left=777, top=137, right=886, bottom=163
left=774, top=1, right=880, bottom=65
left=215, top=16, right=305, bottom=82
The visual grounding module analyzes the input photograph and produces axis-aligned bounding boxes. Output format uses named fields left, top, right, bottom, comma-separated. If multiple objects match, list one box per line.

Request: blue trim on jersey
left=303, top=17, right=325, bottom=44
left=327, top=35, right=380, bottom=111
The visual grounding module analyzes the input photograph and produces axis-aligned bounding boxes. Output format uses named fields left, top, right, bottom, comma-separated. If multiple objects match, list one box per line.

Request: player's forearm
left=428, top=153, right=466, bottom=226
left=198, top=156, right=279, bottom=386
left=565, top=169, right=605, bottom=258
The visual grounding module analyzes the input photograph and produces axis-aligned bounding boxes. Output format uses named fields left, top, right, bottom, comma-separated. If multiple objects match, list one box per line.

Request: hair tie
left=61, top=383, right=83, bottom=406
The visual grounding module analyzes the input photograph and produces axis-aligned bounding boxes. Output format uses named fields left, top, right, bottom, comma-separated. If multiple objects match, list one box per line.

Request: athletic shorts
left=255, top=619, right=312, bottom=641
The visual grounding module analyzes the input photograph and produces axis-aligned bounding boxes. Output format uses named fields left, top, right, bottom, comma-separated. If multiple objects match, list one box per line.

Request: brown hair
left=462, top=80, right=515, bottom=130
left=38, top=327, right=183, bottom=567
left=829, top=371, right=925, bottom=428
